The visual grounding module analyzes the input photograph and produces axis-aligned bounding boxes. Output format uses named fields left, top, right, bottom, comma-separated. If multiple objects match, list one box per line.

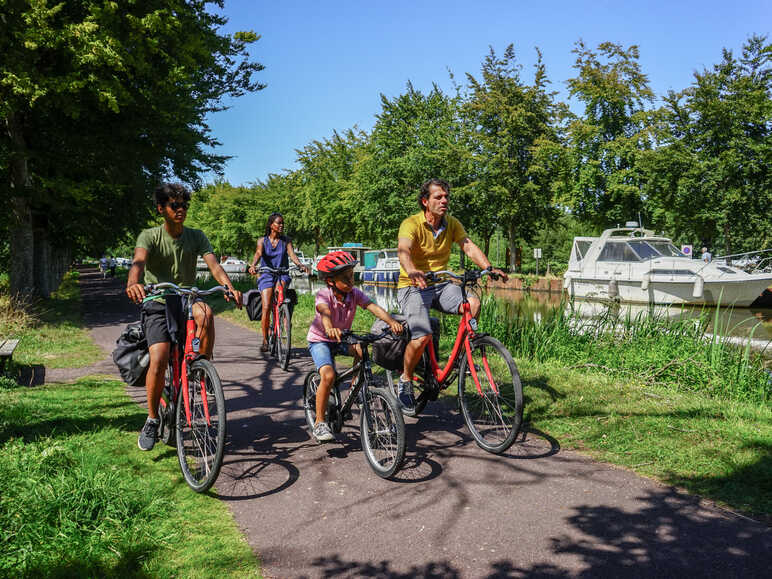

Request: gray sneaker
left=138, top=417, right=160, bottom=451
left=313, top=422, right=335, bottom=443
left=398, top=378, right=416, bottom=414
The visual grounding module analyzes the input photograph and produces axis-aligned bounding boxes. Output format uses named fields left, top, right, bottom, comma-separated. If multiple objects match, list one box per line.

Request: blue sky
left=205, top=0, right=770, bottom=187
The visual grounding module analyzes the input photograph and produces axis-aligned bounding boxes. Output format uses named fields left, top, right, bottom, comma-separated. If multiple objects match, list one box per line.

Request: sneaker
left=313, top=422, right=335, bottom=443
left=138, top=417, right=160, bottom=451
left=398, top=378, right=416, bottom=414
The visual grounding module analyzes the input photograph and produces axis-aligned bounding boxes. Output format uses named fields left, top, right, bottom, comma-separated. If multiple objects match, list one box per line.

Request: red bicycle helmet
left=317, top=250, right=358, bottom=278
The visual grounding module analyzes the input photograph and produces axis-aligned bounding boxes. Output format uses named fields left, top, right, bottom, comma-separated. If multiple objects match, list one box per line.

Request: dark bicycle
left=302, top=328, right=406, bottom=478
left=260, top=265, right=294, bottom=370
left=145, top=282, right=232, bottom=492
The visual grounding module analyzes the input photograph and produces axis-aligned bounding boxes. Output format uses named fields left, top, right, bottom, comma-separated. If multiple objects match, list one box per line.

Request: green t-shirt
left=136, top=225, right=214, bottom=287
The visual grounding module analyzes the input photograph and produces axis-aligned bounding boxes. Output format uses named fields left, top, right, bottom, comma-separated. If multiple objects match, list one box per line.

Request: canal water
left=219, top=273, right=772, bottom=356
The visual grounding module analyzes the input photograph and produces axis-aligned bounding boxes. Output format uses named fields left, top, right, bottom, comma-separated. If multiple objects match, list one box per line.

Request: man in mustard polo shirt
left=396, top=178, right=507, bottom=413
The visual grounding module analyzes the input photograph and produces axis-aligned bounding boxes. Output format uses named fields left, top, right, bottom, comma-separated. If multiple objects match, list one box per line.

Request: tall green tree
left=460, top=45, right=563, bottom=268
left=565, top=41, right=655, bottom=228
left=355, top=82, right=468, bottom=247
left=1, top=0, right=263, bottom=295
left=644, top=35, right=772, bottom=254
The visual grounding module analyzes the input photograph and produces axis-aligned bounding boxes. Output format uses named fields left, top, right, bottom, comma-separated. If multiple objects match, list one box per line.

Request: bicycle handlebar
left=258, top=266, right=291, bottom=275
left=424, top=268, right=501, bottom=284
left=341, top=326, right=400, bottom=345
left=144, top=282, right=234, bottom=299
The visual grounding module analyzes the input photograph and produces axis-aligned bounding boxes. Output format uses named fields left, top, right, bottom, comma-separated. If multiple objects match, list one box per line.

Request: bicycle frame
left=418, top=272, right=500, bottom=397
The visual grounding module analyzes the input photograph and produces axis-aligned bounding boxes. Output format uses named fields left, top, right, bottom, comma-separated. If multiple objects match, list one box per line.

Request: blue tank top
left=260, top=235, right=289, bottom=269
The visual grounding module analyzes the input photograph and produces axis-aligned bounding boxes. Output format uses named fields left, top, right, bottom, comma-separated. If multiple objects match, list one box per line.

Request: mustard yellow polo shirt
left=397, top=212, right=467, bottom=288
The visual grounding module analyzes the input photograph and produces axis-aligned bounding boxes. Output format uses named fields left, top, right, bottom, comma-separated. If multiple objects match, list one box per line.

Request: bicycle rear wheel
left=302, top=371, right=341, bottom=432
left=457, top=336, right=522, bottom=454
left=176, top=358, right=227, bottom=492
left=360, top=387, right=405, bottom=478
left=278, top=304, right=291, bottom=370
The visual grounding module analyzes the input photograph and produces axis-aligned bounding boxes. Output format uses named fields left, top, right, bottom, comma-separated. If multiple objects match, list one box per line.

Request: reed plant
left=475, top=295, right=770, bottom=405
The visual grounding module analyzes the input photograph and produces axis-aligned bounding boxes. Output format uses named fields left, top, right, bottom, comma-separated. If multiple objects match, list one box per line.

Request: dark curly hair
left=418, top=178, right=450, bottom=210
left=154, top=183, right=191, bottom=207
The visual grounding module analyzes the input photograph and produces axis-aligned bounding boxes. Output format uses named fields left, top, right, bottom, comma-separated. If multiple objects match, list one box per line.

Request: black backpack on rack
left=370, top=314, right=440, bottom=371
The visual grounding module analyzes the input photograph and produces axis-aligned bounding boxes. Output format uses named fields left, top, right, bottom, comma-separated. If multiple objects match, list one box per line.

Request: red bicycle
left=146, top=282, right=232, bottom=492
left=260, top=265, right=293, bottom=370
left=386, top=269, right=523, bottom=454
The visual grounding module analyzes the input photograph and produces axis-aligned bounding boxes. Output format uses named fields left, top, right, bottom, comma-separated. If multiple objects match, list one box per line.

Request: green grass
left=1, top=271, right=103, bottom=369
left=0, top=378, right=259, bottom=577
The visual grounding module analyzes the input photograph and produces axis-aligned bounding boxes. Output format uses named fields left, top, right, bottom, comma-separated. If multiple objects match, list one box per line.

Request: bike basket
left=370, top=314, right=440, bottom=371
left=243, top=289, right=263, bottom=321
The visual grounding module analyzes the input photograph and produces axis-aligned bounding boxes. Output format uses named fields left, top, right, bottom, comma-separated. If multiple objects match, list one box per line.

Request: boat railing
left=714, top=248, right=772, bottom=273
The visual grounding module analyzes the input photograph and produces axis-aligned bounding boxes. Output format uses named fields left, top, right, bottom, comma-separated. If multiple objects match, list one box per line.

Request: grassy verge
left=209, top=281, right=771, bottom=519
left=0, top=270, right=103, bottom=369
left=0, top=377, right=258, bottom=576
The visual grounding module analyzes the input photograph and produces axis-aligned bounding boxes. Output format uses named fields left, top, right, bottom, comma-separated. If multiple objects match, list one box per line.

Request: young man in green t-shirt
left=126, top=183, right=242, bottom=451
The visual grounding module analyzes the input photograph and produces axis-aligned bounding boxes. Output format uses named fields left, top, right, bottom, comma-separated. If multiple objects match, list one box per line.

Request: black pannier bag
left=243, top=289, right=263, bottom=321
left=112, top=321, right=149, bottom=386
left=370, top=314, right=440, bottom=371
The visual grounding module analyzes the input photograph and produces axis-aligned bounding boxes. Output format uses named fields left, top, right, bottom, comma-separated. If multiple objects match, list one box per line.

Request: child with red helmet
left=307, top=250, right=403, bottom=442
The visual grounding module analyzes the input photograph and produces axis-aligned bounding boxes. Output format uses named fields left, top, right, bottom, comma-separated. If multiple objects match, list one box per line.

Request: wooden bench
left=0, top=339, right=20, bottom=373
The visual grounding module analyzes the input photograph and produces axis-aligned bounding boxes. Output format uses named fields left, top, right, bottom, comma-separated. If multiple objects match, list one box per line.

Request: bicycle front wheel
left=302, top=371, right=341, bottom=432
left=360, top=387, right=405, bottom=478
left=278, top=304, right=291, bottom=370
left=458, top=336, right=523, bottom=454
left=176, top=358, right=227, bottom=492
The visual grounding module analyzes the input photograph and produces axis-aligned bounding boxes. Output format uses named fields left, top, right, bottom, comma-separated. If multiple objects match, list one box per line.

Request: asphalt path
left=60, top=267, right=770, bottom=578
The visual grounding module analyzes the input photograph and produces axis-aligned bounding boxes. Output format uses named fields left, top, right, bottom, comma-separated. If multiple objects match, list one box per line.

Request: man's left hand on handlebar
left=488, top=267, right=509, bottom=282
left=126, top=283, right=146, bottom=304
left=225, top=287, right=243, bottom=308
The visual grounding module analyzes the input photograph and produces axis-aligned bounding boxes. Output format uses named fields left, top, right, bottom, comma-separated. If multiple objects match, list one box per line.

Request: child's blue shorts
left=308, top=341, right=352, bottom=370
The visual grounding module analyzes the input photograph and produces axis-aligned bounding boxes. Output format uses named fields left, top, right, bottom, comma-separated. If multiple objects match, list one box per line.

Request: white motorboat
left=361, top=249, right=400, bottom=284
left=220, top=258, right=247, bottom=274
left=564, top=226, right=772, bottom=306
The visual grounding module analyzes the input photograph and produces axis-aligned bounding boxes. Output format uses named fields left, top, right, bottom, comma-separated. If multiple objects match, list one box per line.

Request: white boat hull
left=567, top=276, right=771, bottom=307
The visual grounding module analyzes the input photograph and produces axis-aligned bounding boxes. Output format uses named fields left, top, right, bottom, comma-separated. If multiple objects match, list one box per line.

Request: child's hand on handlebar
left=325, top=326, right=343, bottom=342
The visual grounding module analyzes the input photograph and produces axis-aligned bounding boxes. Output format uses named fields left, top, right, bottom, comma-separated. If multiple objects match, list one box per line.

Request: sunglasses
left=167, top=201, right=189, bottom=210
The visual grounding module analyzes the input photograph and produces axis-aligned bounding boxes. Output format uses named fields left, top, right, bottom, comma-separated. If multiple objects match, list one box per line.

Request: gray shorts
left=397, top=282, right=463, bottom=339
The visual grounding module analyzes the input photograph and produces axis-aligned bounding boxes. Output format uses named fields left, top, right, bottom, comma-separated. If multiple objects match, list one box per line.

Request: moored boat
left=564, top=226, right=772, bottom=306
left=361, top=248, right=399, bottom=284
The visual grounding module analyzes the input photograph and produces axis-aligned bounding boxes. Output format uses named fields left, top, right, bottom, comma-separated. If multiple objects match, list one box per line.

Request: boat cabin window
left=628, top=241, right=660, bottom=260
left=572, top=240, right=593, bottom=261
left=597, top=242, right=641, bottom=262
left=647, top=242, right=686, bottom=257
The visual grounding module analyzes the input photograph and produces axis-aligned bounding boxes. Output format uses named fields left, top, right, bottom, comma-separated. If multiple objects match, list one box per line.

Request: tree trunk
left=7, top=113, right=36, bottom=295
left=507, top=222, right=517, bottom=272
left=33, top=227, right=52, bottom=298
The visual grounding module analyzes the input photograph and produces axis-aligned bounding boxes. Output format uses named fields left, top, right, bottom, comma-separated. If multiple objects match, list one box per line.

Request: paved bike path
left=70, top=267, right=770, bottom=578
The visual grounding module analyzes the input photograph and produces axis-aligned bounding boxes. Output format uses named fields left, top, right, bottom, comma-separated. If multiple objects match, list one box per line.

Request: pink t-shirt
left=306, top=287, right=372, bottom=343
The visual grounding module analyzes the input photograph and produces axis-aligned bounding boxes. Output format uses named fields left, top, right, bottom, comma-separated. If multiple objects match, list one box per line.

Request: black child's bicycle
left=303, top=328, right=406, bottom=478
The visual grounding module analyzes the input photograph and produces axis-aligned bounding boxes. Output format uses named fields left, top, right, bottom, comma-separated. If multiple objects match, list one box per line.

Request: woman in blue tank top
left=248, top=213, right=310, bottom=351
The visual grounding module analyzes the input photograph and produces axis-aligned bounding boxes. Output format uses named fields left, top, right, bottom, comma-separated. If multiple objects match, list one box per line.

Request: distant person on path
left=126, top=183, right=242, bottom=451
left=396, top=178, right=508, bottom=413
left=99, top=255, right=108, bottom=278
left=307, top=251, right=403, bottom=442
left=701, top=247, right=712, bottom=263
left=248, top=212, right=310, bottom=352
left=109, top=256, right=117, bottom=277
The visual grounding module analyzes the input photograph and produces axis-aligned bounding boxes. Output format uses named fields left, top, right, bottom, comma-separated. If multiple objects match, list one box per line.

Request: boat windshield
left=627, top=240, right=687, bottom=260
left=647, top=242, right=686, bottom=257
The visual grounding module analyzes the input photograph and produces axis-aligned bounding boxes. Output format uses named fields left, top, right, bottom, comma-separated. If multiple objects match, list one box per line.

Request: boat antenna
left=638, top=212, right=644, bottom=230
